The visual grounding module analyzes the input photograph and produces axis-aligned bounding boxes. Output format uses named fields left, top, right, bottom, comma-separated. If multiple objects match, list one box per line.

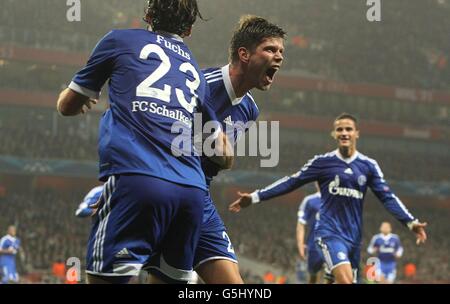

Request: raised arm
left=369, top=160, right=427, bottom=245
left=229, top=156, right=322, bottom=212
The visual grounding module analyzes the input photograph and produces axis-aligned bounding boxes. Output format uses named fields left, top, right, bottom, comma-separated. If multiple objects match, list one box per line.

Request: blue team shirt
left=201, top=65, right=259, bottom=185
left=199, top=65, right=259, bottom=227
left=70, top=29, right=217, bottom=190
left=255, top=150, right=416, bottom=246
left=297, top=192, right=321, bottom=249
left=367, top=233, right=403, bottom=264
left=0, top=235, right=20, bottom=266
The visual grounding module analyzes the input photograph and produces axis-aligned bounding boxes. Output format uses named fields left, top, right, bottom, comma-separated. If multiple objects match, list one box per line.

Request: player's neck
left=229, top=63, right=252, bottom=98
left=338, top=146, right=356, bottom=159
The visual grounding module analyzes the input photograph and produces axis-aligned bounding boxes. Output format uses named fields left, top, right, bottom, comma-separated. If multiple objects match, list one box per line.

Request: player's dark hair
left=144, top=0, right=204, bottom=36
left=334, top=113, right=358, bottom=128
left=229, top=15, right=286, bottom=63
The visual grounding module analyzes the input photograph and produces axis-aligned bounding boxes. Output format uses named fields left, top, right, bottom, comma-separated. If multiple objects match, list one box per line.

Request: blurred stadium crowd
left=1, top=0, right=448, bottom=88
left=0, top=0, right=449, bottom=283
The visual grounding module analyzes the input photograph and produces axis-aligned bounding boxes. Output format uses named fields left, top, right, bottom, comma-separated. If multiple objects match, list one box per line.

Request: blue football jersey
left=367, top=233, right=403, bottom=264
left=297, top=192, right=321, bottom=248
left=0, top=235, right=20, bottom=266
left=70, top=29, right=217, bottom=190
left=253, top=150, right=416, bottom=246
left=201, top=65, right=260, bottom=185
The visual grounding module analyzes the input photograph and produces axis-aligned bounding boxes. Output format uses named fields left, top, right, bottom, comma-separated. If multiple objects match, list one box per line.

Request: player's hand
left=411, top=223, right=427, bottom=245
left=7, top=247, right=16, bottom=254
left=228, top=192, right=252, bottom=213
left=411, top=221, right=427, bottom=245
left=80, top=98, right=98, bottom=114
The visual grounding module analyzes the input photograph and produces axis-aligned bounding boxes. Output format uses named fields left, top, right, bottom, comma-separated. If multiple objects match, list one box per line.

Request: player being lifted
left=367, top=221, right=404, bottom=284
left=57, top=0, right=231, bottom=284
left=297, top=182, right=326, bottom=284
left=149, top=15, right=286, bottom=284
left=229, top=113, right=427, bottom=284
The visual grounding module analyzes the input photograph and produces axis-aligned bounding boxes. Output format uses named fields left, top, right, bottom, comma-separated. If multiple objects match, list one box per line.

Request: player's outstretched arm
left=368, top=160, right=428, bottom=245
left=57, top=88, right=98, bottom=116
left=228, top=192, right=252, bottom=213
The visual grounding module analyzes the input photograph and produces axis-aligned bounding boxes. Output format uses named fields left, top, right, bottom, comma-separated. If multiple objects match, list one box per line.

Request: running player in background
left=57, top=0, right=231, bottom=284
left=367, top=222, right=403, bottom=284
left=229, top=113, right=427, bottom=284
left=0, top=226, right=20, bottom=284
left=296, top=182, right=325, bottom=284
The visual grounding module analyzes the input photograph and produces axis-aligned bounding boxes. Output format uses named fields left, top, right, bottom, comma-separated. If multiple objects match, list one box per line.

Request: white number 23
left=136, top=44, right=200, bottom=113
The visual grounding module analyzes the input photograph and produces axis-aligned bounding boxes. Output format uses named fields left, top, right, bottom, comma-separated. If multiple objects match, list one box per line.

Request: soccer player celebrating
left=0, top=226, right=20, bottom=284
left=57, top=0, right=231, bottom=284
left=297, top=182, right=325, bottom=284
left=367, top=222, right=404, bottom=283
left=229, top=113, right=427, bottom=284
left=192, top=16, right=285, bottom=283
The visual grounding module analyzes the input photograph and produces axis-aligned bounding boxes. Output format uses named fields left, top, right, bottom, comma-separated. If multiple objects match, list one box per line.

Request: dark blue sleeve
left=69, top=31, right=116, bottom=99
left=255, top=157, right=322, bottom=202
left=1, top=238, right=10, bottom=249
left=368, top=160, right=415, bottom=225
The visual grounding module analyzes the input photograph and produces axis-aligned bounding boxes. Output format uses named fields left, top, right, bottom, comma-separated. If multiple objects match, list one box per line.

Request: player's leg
left=385, top=269, right=397, bottom=284
left=193, top=198, right=242, bottom=284
left=196, top=259, right=242, bottom=284
left=380, top=263, right=396, bottom=284
left=1, top=265, right=9, bottom=284
left=308, top=248, right=324, bottom=284
left=316, top=236, right=353, bottom=284
left=331, top=264, right=353, bottom=284
left=11, top=264, right=19, bottom=283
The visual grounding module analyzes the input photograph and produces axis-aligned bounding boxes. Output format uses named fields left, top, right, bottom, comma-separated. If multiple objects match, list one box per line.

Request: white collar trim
left=381, top=233, right=392, bottom=241
left=335, top=149, right=359, bottom=164
left=222, top=64, right=243, bottom=106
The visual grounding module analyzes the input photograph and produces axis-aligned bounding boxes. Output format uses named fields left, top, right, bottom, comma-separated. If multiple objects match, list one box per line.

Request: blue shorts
left=1, top=263, right=18, bottom=283
left=378, top=262, right=397, bottom=283
left=307, top=246, right=325, bottom=274
left=316, top=235, right=360, bottom=282
left=86, top=174, right=206, bottom=283
left=194, top=192, right=238, bottom=268
left=148, top=191, right=238, bottom=277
